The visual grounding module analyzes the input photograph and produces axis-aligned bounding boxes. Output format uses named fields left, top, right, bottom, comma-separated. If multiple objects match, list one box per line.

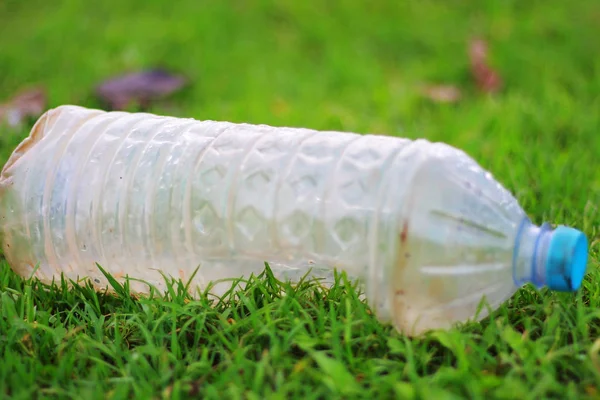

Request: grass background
left=1, top=0, right=600, bottom=398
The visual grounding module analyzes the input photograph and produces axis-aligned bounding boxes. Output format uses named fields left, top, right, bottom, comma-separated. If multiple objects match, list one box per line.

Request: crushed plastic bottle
left=0, top=105, right=589, bottom=336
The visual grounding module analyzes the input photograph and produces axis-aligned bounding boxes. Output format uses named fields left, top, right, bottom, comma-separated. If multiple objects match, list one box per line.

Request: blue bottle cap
left=546, top=226, right=588, bottom=291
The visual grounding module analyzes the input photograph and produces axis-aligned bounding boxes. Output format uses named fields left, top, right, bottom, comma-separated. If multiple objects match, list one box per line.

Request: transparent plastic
left=0, top=105, right=580, bottom=336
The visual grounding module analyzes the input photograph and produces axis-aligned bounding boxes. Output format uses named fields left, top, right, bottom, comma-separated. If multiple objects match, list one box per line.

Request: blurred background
left=1, top=0, right=599, bottom=223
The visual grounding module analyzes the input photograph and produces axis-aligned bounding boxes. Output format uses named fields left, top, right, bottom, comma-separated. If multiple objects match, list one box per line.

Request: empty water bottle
left=0, top=105, right=588, bottom=335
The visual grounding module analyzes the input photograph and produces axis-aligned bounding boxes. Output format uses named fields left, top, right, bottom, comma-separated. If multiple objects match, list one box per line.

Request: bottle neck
left=513, top=219, right=553, bottom=288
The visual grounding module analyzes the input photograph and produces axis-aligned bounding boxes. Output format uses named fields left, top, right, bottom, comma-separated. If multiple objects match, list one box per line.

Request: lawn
left=1, top=0, right=600, bottom=398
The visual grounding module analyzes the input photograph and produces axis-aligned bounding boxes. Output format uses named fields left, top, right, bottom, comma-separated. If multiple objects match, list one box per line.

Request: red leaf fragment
left=468, top=38, right=502, bottom=93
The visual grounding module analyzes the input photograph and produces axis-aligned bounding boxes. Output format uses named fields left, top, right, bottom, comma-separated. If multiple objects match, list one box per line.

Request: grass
left=1, top=0, right=600, bottom=398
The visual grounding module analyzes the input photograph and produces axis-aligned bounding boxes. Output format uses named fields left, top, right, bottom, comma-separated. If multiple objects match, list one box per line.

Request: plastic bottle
left=0, top=105, right=589, bottom=336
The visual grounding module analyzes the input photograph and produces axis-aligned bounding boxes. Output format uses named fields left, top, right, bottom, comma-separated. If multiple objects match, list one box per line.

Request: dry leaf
left=422, top=85, right=462, bottom=103
left=469, top=38, right=502, bottom=93
left=0, top=87, right=47, bottom=127
left=96, top=69, right=187, bottom=110
left=585, top=385, right=598, bottom=396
